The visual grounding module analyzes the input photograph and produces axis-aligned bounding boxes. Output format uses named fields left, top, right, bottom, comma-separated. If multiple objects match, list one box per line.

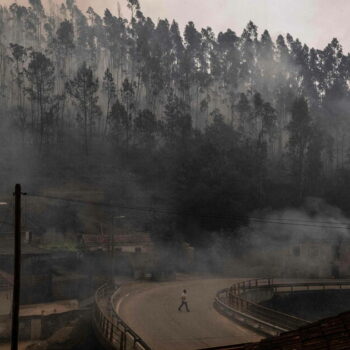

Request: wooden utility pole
left=11, top=184, right=24, bottom=350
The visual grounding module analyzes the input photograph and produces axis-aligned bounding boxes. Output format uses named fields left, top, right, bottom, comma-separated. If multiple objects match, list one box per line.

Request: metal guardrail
left=215, top=289, right=287, bottom=336
left=229, top=279, right=309, bottom=331
left=93, top=283, right=152, bottom=350
left=230, top=279, right=350, bottom=294
left=215, top=279, right=291, bottom=336
left=216, top=278, right=350, bottom=336
left=198, top=344, right=254, bottom=350
left=269, top=281, right=350, bottom=292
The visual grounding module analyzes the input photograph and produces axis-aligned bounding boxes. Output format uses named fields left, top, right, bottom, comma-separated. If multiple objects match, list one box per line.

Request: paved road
left=115, top=278, right=263, bottom=350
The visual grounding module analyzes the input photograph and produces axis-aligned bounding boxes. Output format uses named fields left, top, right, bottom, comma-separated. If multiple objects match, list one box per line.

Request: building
left=0, top=233, right=52, bottom=304
left=81, top=231, right=153, bottom=254
left=249, top=237, right=350, bottom=278
left=280, top=238, right=350, bottom=278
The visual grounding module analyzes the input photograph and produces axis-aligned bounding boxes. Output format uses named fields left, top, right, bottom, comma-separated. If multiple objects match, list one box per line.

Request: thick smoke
left=229, top=198, right=350, bottom=278
left=0, top=0, right=349, bottom=281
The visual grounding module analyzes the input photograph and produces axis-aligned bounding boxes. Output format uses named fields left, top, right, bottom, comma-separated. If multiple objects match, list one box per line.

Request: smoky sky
left=3, top=0, right=350, bottom=53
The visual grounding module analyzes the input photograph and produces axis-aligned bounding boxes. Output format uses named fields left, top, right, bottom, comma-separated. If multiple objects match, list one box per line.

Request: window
left=293, top=246, right=300, bottom=257
left=308, top=247, right=319, bottom=258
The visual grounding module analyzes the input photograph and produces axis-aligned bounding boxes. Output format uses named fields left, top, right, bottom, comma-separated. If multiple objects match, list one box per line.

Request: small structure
left=81, top=230, right=158, bottom=279
left=242, top=235, right=350, bottom=279
left=281, top=238, right=350, bottom=278
left=81, top=231, right=153, bottom=254
left=281, top=239, right=335, bottom=277
left=0, top=299, right=80, bottom=342
left=0, top=233, right=52, bottom=304
left=248, top=237, right=350, bottom=278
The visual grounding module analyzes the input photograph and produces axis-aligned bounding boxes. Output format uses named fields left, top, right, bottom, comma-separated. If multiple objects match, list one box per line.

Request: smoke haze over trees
left=1, top=0, right=350, bottom=246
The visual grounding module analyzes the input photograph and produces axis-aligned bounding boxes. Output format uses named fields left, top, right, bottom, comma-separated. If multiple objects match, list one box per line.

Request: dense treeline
left=0, top=0, right=350, bottom=245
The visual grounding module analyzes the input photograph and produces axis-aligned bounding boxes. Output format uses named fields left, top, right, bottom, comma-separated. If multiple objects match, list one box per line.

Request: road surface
left=115, top=278, right=262, bottom=350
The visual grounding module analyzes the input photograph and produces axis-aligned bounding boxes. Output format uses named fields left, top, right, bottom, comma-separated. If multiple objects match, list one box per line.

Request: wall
left=0, top=310, right=82, bottom=342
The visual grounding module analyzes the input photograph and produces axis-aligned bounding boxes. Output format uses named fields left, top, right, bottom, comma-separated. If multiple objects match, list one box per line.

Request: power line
left=27, top=193, right=350, bottom=230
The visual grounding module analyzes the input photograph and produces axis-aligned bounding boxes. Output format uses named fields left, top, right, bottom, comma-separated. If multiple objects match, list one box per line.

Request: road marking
left=115, top=292, right=130, bottom=314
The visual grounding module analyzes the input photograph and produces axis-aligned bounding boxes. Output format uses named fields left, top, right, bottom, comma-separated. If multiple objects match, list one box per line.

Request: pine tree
left=10, top=44, right=27, bottom=139
left=288, top=97, right=313, bottom=202
left=25, top=51, right=55, bottom=147
left=66, top=62, right=101, bottom=154
left=102, top=68, right=116, bottom=134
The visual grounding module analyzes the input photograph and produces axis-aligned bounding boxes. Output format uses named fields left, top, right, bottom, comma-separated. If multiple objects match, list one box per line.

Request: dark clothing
left=178, top=300, right=190, bottom=312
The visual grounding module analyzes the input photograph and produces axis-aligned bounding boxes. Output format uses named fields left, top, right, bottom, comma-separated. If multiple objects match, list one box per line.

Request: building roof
left=82, top=233, right=152, bottom=250
left=202, top=310, right=350, bottom=350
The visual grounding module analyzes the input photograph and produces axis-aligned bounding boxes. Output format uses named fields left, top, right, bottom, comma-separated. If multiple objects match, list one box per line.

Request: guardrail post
left=100, top=312, right=104, bottom=329
left=102, top=317, right=105, bottom=337
left=105, top=320, right=110, bottom=339
left=109, top=321, right=112, bottom=340
left=121, top=331, right=125, bottom=350
left=109, top=321, right=114, bottom=343
left=98, top=310, right=102, bottom=328
left=101, top=316, right=105, bottom=335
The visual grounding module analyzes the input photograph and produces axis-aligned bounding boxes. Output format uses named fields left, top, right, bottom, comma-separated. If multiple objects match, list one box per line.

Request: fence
left=93, top=283, right=152, bottom=350
left=216, top=278, right=350, bottom=336
left=216, top=279, right=300, bottom=336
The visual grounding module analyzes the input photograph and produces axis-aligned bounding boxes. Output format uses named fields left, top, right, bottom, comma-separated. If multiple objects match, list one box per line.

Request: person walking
left=178, top=289, right=190, bottom=312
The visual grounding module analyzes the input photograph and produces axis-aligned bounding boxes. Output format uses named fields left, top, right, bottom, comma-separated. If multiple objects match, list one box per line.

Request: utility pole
left=11, top=184, right=25, bottom=350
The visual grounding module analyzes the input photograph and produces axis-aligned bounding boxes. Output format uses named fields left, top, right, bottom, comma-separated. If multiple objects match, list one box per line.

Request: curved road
left=115, top=278, right=262, bottom=350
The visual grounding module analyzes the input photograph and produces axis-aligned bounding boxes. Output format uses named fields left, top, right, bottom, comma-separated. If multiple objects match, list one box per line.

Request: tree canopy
left=0, top=0, right=350, bottom=246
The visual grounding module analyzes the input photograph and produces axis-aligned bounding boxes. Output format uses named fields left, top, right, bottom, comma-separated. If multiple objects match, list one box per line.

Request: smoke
left=175, top=197, right=350, bottom=279
left=229, top=197, right=350, bottom=278
left=0, top=0, right=348, bottom=283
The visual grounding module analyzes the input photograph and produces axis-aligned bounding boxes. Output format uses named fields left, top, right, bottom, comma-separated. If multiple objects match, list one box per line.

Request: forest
left=0, top=0, right=350, bottom=246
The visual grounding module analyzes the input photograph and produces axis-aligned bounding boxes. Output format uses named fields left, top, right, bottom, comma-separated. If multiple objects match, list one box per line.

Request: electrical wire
left=27, top=193, right=350, bottom=230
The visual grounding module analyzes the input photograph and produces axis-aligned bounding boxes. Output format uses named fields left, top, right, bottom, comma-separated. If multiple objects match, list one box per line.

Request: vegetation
left=0, top=0, right=350, bottom=246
